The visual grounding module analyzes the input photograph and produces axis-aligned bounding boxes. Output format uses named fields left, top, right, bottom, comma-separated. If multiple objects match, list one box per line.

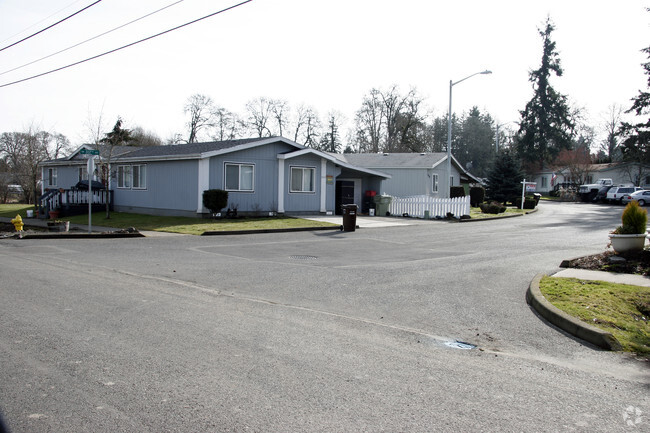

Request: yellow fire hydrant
left=10, top=214, right=24, bottom=235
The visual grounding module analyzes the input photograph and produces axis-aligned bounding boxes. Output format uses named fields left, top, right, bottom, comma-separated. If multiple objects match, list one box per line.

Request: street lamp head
left=481, top=70, right=492, bottom=75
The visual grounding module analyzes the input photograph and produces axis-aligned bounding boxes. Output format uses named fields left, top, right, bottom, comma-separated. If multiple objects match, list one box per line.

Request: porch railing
left=39, top=188, right=113, bottom=217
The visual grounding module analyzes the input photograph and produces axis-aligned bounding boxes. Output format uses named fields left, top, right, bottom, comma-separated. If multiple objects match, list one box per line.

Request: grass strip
left=539, top=276, right=649, bottom=357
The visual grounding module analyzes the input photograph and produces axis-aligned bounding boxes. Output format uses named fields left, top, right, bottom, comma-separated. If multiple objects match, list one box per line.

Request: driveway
left=0, top=201, right=647, bottom=432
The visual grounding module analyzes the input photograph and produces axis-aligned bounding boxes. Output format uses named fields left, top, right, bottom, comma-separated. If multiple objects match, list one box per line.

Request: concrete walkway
left=552, top=268, right=650, bottom=287
left=299, top=215, right=426, bottom=228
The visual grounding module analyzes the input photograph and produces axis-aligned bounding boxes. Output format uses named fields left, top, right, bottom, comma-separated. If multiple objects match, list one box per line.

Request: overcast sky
left=0, top=0, right=647, bottom=148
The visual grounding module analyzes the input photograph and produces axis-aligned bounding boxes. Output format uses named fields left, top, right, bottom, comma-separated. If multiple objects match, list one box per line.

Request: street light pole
left=446, top=69, right=492, bottom=197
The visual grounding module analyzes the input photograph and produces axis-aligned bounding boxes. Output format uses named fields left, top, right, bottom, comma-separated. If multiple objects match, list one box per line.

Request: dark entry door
left=335, top=180, right=354, bottom=215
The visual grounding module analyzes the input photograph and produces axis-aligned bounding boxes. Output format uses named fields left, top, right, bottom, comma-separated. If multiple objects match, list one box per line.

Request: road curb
left=201, top=226, right=342, bottom=236
left=526, top=273, right=622, bottom=351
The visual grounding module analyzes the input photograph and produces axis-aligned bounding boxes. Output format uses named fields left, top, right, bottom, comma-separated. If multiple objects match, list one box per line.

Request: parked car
left=622, top=189, right=650, bottom=206
left=607, top=186, right=644, bottom=204
left=593, top=185, right=615, bottom=203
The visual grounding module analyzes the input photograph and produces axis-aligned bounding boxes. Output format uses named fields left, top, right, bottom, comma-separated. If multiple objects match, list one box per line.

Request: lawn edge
left=526, top=273, right=622, bottom=351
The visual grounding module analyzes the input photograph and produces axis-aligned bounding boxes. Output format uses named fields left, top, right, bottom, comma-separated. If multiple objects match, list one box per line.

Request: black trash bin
left=341, top=204, right=357, bottom=232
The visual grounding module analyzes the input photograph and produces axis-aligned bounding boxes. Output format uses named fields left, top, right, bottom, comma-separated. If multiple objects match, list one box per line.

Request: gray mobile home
left=40, top=137, right=389, bottom=217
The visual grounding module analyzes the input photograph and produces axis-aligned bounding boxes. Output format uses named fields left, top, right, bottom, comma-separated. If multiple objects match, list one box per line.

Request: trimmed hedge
left=450, top=186, right=466, bottom=199
left=514, top=195, right=537, bottom=209
left=479, top=201, right=507, bottom=214
left=203, top=189, right=228, bottom=214
left=469, top=186, right=485, bottom=207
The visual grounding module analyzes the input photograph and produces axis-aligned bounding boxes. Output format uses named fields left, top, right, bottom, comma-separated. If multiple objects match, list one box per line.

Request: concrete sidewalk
left=552, top=268, right=650, bottom=287
left=299, top=215, right=427, bottom=228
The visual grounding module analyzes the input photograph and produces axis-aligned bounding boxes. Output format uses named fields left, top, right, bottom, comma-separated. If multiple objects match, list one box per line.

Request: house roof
left=121, top=138, right=273, bottom=159
left=336, top=152, right=481, bottom=183
left=341, top=152, right=447, bottom=168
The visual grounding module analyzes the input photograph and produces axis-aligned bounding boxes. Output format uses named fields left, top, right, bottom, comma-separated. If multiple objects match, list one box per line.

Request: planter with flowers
left=609, top=200, right=648, bottom=253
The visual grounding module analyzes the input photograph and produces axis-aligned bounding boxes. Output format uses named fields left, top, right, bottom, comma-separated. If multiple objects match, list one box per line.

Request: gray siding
left=114, top=160, right=198, bottom=213
left=284, top=155, right=322, bottom=212
left=208, top=142, right=292, bottom=213
left=364, top=166, right=460, bottom=197
left=45, top=164, right=83, bottom=190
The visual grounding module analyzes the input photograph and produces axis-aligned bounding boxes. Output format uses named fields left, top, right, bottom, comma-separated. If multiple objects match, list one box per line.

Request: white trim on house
left=280, top=148, right=391, bottom=179
left=320, top=159, right=327, bottom=213
left=197, top=158, right=210, bottom=213
left=278, top=158, right=285, bottom=213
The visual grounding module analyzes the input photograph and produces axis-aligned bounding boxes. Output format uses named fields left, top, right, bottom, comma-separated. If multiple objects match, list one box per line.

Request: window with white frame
left=117, top=165, right=131, bottom=188
left=117, top=164, right=147, bottom=189
left=78, top=166, right=88, bottom=182
left=132, top=164, right=146, bottom=189
left=225, top=163, right=254, bottom=191
left=290, top=166, right=315, bottom=193
left=47, top=168, right=57, bottom=187
left=432, top=173, right=439, bottom=193
left=449, top=176, right=454, bottom=187
left=541, top=176, right=547, bottom=188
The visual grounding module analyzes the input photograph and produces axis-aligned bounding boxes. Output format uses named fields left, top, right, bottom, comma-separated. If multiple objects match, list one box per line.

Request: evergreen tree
left=486, top=150, right=524, bottom=205
left=516, top=17, right=574, bottom=171
left=620, top=45, right=650, bottom=163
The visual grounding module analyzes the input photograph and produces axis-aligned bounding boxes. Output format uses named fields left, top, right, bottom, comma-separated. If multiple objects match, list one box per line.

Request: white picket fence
left=388, top=195, right=470, bottom=218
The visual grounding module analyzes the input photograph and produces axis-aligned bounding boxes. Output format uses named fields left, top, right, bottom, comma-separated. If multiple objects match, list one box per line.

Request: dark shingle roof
left=121, top=138, right=272, bottom=159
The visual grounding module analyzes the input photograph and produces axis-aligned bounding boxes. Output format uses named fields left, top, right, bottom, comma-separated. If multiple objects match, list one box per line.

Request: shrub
left=479, top=201, right=506, bottom=214
left=515, top=195, right=537, bottom=209
left=469, top=187, right=485, bottom=207
left=619, top=200, right=647, bottom=234
left=450, top=186, right=466, bottom=199
left=202, top=189, right=228, bottom=214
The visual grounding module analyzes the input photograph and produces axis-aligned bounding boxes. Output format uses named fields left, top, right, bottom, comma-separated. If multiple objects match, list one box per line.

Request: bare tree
left=293, top=105, right=321, bottom=147
left=92, top=117, right=133, bottom=218
left=0, top=126, right=71, bottom=203
left=552, top=145, right=593, bottom=186
left=212, top=107, right=241, bottom=141
left=355, top=88, right=384, bottom=153
left=599, top=103, right=623, bottom=162
left=184, top=94, right=215, bottom=143
left=130, top=126, right=163, bottom=146
left=270, top=99, right=290, bottom=138
left=245, top=97, right=274, bottom=137
left=354, top=85, right=426, bottom=153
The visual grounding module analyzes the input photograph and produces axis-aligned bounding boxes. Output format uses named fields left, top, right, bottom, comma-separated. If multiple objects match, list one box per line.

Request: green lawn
left=0, top=203, right=35, bottom=218
left=66, top=211, right=338, bottom=235
left=0, top=204, right=338, bottom=235
left=540, top=276, right=649, bottom=357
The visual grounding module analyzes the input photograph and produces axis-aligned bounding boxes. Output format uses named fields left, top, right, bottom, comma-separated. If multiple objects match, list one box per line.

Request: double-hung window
left=432, top=173, right=439, bottom=193
left=132, top=165, right=146, bottom=189
left=47, top=168, right=57, bottom=187
left=117, top=165, right=132, bottom=188
left=117, top=164, right=147, bottom=189
left=225, top=163, right=254, bottom=192
left=78, top=167, right=88, bottom=182
left=290, top=166, right=315, bottom=193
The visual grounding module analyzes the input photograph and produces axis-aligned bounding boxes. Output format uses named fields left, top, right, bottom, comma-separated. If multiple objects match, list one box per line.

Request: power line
left=0, top=0, right=253, bottom=89
left=0, top=0, right=186, bottom=77
left=0, top=0, right=86, bottom=44
left=0, top=0, right=103, bottom=53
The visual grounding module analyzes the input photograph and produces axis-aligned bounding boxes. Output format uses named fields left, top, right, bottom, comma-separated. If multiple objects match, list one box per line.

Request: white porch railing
left=388, top=195, right=470, bottom=218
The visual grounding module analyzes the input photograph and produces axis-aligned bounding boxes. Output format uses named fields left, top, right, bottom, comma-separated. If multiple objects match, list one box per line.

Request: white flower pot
left=609, top=233, right=648, bottom=253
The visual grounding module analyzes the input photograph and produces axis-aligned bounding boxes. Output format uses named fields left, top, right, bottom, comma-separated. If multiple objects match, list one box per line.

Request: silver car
left=621, top=189, right=650, bottom=206
left=607, top=186, right=643, bottom=204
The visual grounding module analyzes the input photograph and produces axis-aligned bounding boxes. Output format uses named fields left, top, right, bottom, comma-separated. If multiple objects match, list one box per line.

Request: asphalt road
left=0, top=201, right=648, bottom=432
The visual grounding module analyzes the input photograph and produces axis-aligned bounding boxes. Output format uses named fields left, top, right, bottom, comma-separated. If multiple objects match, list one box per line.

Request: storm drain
left=289, top=255, right=318, bottom=260
left=444, top=340, right=476, bottom=350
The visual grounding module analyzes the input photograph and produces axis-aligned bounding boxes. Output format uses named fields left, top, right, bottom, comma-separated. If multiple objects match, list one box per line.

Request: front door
left=335, top=180, right=354, bottom=215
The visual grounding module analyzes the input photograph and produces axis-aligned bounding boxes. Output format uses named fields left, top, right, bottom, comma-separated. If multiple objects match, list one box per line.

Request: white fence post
left=388, top=195, right=470, bottom=218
